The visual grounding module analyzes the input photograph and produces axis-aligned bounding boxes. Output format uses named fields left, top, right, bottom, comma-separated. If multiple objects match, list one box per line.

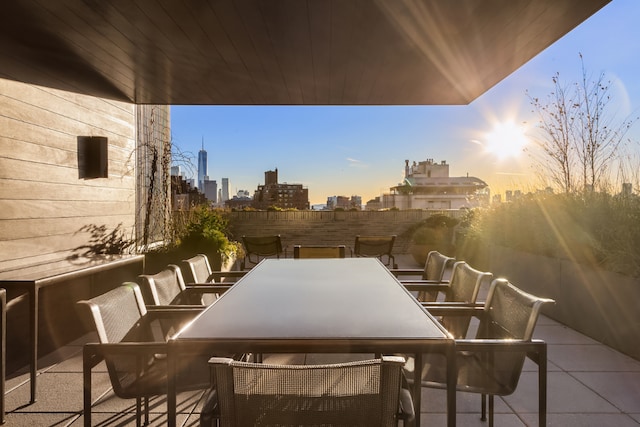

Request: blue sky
left=170, top=0, right=640, bottom=205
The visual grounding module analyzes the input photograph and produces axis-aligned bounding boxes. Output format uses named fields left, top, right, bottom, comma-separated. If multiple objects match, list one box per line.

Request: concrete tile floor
left=4, top=255, right=640, bottom=426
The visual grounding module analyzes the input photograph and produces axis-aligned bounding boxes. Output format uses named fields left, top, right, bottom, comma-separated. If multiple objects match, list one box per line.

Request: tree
left=527, top=54, right=637, bottom=194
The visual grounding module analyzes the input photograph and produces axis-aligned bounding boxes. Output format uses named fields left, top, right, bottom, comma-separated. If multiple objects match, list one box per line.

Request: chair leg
left=82, top=349, right=92, bottom=427
left=488, top=395, right=494, bottom=427
left=481, top=394, right=487, bottom=421
left=539, top=344, right=548, bottom=427
left=136, top=396, right=142, bottom=427
left=144, top=396, right=149, bottom=425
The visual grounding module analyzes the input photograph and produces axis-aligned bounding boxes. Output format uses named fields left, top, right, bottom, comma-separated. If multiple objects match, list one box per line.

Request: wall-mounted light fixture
left=77, top=136, right=108, bottom=179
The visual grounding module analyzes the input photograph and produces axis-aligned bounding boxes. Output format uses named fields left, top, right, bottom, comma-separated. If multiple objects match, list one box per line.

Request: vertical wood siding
left=0, top=78, right=137, bottom=271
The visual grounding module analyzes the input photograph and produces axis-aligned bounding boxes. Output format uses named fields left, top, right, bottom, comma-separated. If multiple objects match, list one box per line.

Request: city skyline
left=170, top=0, right=640, bottom=205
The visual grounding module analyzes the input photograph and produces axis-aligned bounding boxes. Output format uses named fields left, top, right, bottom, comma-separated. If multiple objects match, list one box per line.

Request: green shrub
left=178, top=206, right=240, bottom=261
left=466, top=193, right=640, bottom=277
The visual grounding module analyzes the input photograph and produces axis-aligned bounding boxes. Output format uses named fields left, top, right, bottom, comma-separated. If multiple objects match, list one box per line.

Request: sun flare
left=484, top=121, right=528, bottom=159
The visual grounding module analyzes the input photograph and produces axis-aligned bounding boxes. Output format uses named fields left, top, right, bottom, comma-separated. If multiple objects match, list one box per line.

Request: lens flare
left=484, top=121, right=528, bottom=159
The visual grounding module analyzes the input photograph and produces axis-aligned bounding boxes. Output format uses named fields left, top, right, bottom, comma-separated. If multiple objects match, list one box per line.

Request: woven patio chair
left=390, top=250, right=455, bottom=301
left=293, top=245, right=346, bottom=258
left=182, top=253, right=246, bottom=285
left=78, top=282, right=211, bottom=427
left=139, top=264, right=230, bottom=307
left=405, top=278, right=554, bottom=427
left=351, top=235, right=397, bottom=268
left=403, top=261, right=493, bottom=338
left=241, top=235, right=284, bottom=270
left=200, top=356, right=413, bottom=427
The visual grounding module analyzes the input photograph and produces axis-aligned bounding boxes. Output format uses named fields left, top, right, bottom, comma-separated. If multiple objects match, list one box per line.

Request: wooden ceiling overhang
left=0, top=0, right=610, bottom=105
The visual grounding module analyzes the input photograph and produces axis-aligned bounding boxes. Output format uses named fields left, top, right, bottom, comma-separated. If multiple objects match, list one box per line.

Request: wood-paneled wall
left=0, top=78, right=137, bottom=271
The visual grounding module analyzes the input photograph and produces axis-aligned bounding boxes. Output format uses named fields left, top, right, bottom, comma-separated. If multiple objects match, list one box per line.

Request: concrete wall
left=227, top=210, right=464, bottom=254
left=488, top=244, right=640, bottom=361
left=0, top=78, right=137, bottom=271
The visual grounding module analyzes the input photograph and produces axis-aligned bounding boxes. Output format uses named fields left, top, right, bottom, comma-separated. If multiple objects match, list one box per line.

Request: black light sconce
left=77, top=136, right=108, bottom=179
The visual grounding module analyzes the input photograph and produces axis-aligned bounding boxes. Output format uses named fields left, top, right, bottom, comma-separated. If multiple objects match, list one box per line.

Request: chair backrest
left=440, top=261, right=493, bottom=338
left=444, top=261, right=492, bottom=304
left=293, top=245, right=346, bottom=259
left=422, top=250, right=455, bottom=281
left=241, top=235, right=283, bottom=268
left=475, top=278, right=554, bottom=394
left=183, top=253, right=213, bottom=283
left=210, top=356, right=406, bottom=427
left=78, top=282, right=147, bottom=345
left=416, top=250, right=456, bottom=301
left=353, top=235, right=395, bottom=258
left=139, top=264, right=188, bottom=306
left=353, top=235, right=396, bottom=268
left=77, top=283, right=150, bottom=396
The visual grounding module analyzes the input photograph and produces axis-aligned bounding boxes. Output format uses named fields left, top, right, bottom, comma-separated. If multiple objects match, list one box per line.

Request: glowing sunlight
left=484, top=121, right=529, bottom=159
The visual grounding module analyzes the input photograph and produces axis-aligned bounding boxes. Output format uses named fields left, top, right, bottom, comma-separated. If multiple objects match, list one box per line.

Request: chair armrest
left=185, top=284, right=233, bottom=293
left=143, top=307, right=204, bottom=324
left=455, top=339, right=547, bottom=362
left=381, top=355, right=406, bottom=364
left=85, top=341, right=168, bottom=355
left=389, top=268, right=425, bottom=277
left=423, top=305, right=485, bottom=317
left=399, top=279, right=449, bottom=285
left=421, top=301, right=484, bottom=307
left=208, top=356, right=235, bottom=366
left=207, top=271, right=247, bottom=281
left=402, top=283, right=450, bottom=292
left=145, top=304, right=205, bottom=310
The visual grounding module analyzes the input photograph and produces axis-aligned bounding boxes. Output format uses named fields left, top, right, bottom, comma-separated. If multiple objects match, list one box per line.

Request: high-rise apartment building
left=197, top=140, right=207, bottom=190
left=221, top=178, right=230, bottom=202
left=253, top=169, right=309, bottom=210
left=204, top=178, right=217, bottom=203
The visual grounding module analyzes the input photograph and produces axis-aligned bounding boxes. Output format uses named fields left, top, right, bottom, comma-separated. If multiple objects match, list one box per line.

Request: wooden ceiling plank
left=106, top=1, right=187, bottom=103
left=306, top=0, right=333, bottom=104
left=234, top=0, right=292, bottom=104
left=0, top=0, right=612, bottom=105
left=280, top=0, right=316, bottom=104
left=258, top=0, right=305, bottom=104
left=208, top=0, right=275, bottom=104
left=32, top=0, right=136, bottom=96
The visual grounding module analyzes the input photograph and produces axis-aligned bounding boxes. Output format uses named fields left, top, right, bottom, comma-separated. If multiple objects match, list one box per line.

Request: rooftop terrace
left=3, top=254, right=640, bottom=426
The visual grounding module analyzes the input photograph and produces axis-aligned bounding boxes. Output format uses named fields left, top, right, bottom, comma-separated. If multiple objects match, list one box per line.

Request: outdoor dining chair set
left=77, top=246, right=553, bottom=427
left=392, top=250, right=554, bottom=427
left=240, top=234, right=397, bottom=267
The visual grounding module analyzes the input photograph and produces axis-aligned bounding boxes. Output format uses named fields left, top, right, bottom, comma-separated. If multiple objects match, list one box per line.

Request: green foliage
left=177, top=206, right=240, bottom=261
left=466, top=193, right=640, bottom=277
left=403, top=214, right=459, bottom=261
left=403, top=214, right=460, bottom=242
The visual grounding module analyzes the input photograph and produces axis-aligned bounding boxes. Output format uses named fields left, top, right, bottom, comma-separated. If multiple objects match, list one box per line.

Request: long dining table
left=168, top=257, right=456, bottom=426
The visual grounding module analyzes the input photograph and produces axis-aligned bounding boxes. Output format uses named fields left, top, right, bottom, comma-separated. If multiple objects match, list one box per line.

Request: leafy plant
left=466, top=192, right=640, bottom=277
left=403, top=214, right=459, bottom=262
left=178, top=206, right=240, bottom=261
left=403, top=214, right=459, bottom=242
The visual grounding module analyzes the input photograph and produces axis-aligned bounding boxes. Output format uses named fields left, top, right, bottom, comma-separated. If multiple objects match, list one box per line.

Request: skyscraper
left=197, top=138, right=207, bottom=190
left=204, top=178, right=217, bottom=203
left=221, top=178, right=229, bottom=202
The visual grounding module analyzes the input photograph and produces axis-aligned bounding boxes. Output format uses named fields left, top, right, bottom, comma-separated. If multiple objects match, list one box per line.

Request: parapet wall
left=227, top=210, right=463, bottom=253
